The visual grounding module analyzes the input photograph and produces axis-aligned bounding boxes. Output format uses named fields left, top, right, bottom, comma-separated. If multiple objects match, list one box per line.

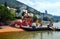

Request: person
left=37, top=23, right=41, bottom=28
left=36, top=21, right=41, bottom=28
left=40, top=22, right=42, bottom=27
left=31, top=22, right=36, bottom=29
left=47, top=21, right=54, bottom=30
left=49, top=21, right=53, bottom=27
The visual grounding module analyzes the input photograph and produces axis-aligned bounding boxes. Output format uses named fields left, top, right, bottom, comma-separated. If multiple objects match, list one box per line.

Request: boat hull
left=21, top=27, right=53, bottom=31
left=21, top=27, right=60, bottom=31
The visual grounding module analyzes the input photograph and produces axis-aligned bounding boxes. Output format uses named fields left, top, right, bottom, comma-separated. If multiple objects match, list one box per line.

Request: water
left=0, top=31, right=60, bottom=39
left=0, top=22, right=60, bottom=39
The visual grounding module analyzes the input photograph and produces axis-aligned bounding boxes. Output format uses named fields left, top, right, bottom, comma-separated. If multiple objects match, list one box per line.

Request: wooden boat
left=21, top=27, right=53, bottom=31
left=21, top=27, right=60, bottom=31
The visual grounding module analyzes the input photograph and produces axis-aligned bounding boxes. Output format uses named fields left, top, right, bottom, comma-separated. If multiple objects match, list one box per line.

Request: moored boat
left=21, top=27, right=53, bottom=31
left=21, top=27, right=60, bottom=31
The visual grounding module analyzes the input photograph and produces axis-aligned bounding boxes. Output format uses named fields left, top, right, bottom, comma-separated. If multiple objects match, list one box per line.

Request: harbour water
left=0, top=22, right=60, bottom=39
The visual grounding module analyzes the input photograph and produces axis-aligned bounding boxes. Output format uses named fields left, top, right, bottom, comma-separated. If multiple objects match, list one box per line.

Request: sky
left=17, top=0, right=60, bottom=16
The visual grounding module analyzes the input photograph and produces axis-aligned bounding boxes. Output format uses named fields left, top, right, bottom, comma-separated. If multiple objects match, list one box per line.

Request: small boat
left=21, top=27, right=53, bottom=31
left=21, top=27, right=60, bottom=31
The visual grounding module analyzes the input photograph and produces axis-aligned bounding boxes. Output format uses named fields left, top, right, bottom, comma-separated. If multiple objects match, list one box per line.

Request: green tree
left=43, top=17, right=50, bottom=21
left=0, top=5, right=15, bottom=22
left=16, top=7, right=20, bottom=13
left=22, top=12, right=25, bottom=16
left=33, top=15, right=37, bottom=22
left=4, top=2, right=7, bottom=7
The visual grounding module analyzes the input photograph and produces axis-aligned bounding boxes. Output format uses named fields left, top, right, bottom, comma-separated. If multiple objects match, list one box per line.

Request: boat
left=21, top=27, right=60, bottom=31
left=21, top=27, right=53, bottom=31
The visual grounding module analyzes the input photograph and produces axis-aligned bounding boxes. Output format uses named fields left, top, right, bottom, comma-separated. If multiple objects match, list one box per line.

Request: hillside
left=53, top=16, right=60, bottom=21
left=0, top=0, right=41, bottom=15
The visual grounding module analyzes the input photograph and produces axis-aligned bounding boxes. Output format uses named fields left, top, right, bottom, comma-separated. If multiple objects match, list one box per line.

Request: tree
left=0, top=4, right=15, bottom=22
left=4, top=2, right=7, bottom=7
left=33, top=15, right=37, bottom=22
left=16, top=7, right=20, bottom=13
left=22, top=12, right=25, bottom=16
left=43, top=17, right=50, bottom=21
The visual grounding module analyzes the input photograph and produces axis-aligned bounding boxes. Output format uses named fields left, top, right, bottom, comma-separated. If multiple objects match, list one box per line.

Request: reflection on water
left=0, top=31, right=60, bottom=39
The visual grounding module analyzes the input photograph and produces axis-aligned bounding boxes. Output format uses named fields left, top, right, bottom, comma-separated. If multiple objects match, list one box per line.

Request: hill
left=0, top=0, right=41, bottom=15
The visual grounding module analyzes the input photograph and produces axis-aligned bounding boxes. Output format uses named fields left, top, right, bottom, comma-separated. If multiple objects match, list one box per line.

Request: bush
left=0, top=4, right=15, bottom=22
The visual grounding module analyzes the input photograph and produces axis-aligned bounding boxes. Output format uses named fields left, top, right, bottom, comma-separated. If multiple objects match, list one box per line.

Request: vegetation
left=15, top=17, right=22, bottom=19
left=33, top=15, right=37, bottom=22
left=4, top=2, right=7, bottom=7
left=16, top=7, right=20, bottom=13
left=0, top=4, right=15, bottom=22
left=43, top=16, right=59, bottom=22
left=43, top=17, right=50, bottom=21
left=22, top=12, right=25, bottom=16
left=51, top=18, right=59, bottom=22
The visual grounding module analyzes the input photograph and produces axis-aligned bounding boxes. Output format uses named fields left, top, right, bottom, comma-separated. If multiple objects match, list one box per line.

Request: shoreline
left=0, top=26, right=24, bottom=33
